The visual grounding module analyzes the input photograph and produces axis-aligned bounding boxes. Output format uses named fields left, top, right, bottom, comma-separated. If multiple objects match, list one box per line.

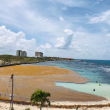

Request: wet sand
left=0, top=65, right=106, bottom=102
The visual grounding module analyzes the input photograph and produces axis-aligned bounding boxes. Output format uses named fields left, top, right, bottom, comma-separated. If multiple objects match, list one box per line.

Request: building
left=16, top=50, right=22, bottom=56
left=22, top=51, right=27, bottom=56
left=35, top=52, right=43, bottom=57
left=16, top=50, right=27, bottom=57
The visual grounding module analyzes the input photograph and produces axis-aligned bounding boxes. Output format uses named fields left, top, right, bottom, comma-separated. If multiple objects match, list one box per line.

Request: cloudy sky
left=0, top=0, right=110, bottom=60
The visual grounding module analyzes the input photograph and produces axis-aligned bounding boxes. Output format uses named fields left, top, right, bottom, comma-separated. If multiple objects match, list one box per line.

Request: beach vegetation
left=0, top=55, right=75, bottom=66
left=10, top=107, right=15, bottom=110
left=25, top=108, right=31, bottom=110
left=30, top=89, right=50, bottom=110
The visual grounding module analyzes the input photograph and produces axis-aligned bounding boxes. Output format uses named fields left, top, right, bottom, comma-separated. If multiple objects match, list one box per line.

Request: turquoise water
left=32, top=60, right=110, bottom=99
left=55, top=82, right=110, bottom=100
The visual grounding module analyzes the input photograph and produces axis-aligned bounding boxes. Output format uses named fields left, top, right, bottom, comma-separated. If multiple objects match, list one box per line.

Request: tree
left=30, top=90, right=50, bottom=110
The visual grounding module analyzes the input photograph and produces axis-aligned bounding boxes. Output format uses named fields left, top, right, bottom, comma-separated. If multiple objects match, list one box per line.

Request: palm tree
left=30, top=89, right=50, bottom=110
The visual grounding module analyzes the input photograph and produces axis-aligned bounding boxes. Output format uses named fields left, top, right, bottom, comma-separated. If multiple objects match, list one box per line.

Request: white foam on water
left=55, top=82, right=110, bottom=100
left=103, top=68, right=110, bottom=72
left=99, top=66, right=110, bottom=72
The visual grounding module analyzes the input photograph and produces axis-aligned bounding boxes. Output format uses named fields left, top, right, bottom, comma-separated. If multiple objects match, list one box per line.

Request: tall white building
left=16, top=50, right=27, bottom=57
left=35, top=52, right=43, bottom=57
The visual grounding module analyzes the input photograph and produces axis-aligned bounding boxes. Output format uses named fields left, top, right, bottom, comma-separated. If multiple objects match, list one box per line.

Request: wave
left=101, top=67, right=110, bottom=72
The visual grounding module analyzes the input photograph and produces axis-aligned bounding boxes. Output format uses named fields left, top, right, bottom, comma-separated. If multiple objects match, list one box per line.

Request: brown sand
left=0, top=65, right=106, bottom=102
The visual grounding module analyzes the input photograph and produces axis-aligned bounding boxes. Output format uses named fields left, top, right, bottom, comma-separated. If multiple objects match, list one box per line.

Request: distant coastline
left=0, top=54, right=79, bottom=67
left=0, top=61, right=39, bottom=67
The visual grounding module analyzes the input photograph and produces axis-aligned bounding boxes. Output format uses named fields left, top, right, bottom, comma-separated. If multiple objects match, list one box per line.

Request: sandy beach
left=0, top=65, right=109, bottom=110
left=0, top=101, right=110, bottom=110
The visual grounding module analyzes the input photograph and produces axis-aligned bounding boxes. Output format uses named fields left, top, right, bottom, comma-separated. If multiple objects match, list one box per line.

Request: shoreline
left=0, top=61, right=40, bottom=67
left=0, top=65, right=107, bottom=104
left=0, top=58, right=78, bottom=68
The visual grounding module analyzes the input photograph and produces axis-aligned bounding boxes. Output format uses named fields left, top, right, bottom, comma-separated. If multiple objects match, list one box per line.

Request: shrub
left=25, top=108, right=31, bottom=110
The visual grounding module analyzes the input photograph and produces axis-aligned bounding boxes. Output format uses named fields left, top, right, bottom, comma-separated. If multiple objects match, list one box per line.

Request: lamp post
left=11, top=74, right=14, bottom=110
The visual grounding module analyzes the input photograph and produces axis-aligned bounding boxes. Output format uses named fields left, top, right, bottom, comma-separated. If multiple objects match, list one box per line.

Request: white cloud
left=0, top=0, right=65, bottom=38
left=36, top=43, right=52, bottom=57
left=0, top=0, right=110, bottom=60
left=55, top=37, right=65, bottom=48
left=70, top=31, right=110, bottom=59
left=53, top=28, right=110, bottom=59
left=55, top=29, right=74, bottom=49
left=64, top=29, right=74, bottom=35
left=0, top=25, right=37, bottom=56
left=39, top=43, right=52, bottom=49
left=89, top=10, right=110, bottom=25
left=59, top=17, right=64, bottom=21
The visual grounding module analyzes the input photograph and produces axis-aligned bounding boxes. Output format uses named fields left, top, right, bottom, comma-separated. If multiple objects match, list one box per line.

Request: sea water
left=31, top=60, right=110, bottom=100
left=55, top=82, right=110, bottom=99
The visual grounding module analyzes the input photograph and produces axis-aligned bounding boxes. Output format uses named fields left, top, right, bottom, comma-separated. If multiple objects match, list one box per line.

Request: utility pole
left=11, top=74, right=14, bottom=110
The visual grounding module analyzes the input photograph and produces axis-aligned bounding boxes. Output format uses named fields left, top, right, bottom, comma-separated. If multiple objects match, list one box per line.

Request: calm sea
left=31, top=60, right=110, bottom=100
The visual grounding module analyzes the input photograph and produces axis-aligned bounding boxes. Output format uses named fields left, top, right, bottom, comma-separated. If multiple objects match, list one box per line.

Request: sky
left=0, top=0, right=110, bottom=60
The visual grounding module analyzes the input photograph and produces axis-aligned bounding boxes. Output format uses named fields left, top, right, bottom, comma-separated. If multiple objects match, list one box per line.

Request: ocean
left=31, top=60, right=110, bottom=100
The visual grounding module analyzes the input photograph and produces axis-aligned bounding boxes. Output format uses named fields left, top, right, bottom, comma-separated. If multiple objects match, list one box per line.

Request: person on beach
left=93, top=89, right=95, bottom=91
left=99, top=84, right=101, bottom=86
